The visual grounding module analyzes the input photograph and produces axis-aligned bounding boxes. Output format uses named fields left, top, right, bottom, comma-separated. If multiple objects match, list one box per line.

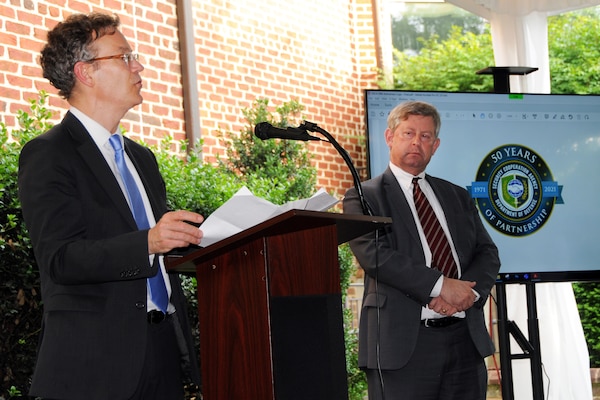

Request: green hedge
left=1, top=94, right=53, bottom=400
left=573, top=282, right=600, bottom=367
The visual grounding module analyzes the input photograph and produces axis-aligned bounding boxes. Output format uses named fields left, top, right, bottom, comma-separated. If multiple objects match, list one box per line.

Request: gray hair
left=387, top=100, right=441, bottom=137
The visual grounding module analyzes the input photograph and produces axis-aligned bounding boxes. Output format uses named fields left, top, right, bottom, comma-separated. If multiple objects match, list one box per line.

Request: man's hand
left=148, top=210, right=204, bottom=254
left=428, top=296, right=458, bottom=316
left=439, top=277, right=477, bottom=312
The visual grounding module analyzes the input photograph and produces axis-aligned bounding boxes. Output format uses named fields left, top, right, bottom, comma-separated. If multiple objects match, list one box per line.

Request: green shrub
left=217, top=98, right=316, bottom=203
left=153, top=136, right=242, bottom=216
left=573, top=282, right=600, bottom=367
left=0, top=92, right=53, bottom=399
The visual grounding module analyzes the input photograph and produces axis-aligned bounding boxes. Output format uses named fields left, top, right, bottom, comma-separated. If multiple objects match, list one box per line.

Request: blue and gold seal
left=469, top=144, right=563, bottom=237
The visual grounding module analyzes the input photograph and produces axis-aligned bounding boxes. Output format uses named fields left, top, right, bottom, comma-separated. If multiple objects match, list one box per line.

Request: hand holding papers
left=198, top=187, right=339, bottom=247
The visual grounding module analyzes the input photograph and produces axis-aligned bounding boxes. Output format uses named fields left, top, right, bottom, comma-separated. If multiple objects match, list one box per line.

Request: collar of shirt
left=388, top=162, right=424, bottom=192
left=70, top=106, right=117, bottom=146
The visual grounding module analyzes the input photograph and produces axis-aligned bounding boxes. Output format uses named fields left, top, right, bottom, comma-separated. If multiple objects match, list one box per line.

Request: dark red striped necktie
left=412, top=177, right=458, bottom=279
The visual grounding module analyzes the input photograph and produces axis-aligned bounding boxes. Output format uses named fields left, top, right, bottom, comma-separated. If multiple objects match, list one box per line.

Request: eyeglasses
left=85, top=52, right=140, bottom=67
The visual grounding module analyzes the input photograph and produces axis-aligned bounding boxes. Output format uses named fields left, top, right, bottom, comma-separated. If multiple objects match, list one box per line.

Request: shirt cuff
left=430, top=275, right=444, bottom=297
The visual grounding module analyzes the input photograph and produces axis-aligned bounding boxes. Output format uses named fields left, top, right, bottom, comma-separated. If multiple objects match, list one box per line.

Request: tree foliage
left=548, top=9, right=600, bottom=94
left=391, top=4, right=486, bottom=53
left=385, top=26, right=494, bottom=92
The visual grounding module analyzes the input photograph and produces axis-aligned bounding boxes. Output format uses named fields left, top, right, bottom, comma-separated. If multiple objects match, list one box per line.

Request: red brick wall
left=0, top=0, right=379, bottom=197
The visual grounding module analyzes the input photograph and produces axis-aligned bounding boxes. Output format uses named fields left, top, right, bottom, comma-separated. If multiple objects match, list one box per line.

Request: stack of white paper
left=198, top=187, right=339, bottom=247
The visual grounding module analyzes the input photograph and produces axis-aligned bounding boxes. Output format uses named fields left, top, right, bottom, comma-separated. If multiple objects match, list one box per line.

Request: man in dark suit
left=18, top=13, right=204, bottom=400
left=343, top=101, right=500, bottom=400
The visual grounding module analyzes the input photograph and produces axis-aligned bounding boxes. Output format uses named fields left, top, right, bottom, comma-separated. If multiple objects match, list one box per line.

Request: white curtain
left=445, top=1, right=598, bottom=398
left=487, top=11, right=549, bottom=93
left=506, top=283, right=592, bottom=400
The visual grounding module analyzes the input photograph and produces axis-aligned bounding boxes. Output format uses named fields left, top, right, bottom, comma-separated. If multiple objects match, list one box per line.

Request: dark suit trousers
left=366, top=320, right=487, bottom=400
left=40, top=315, right=184, bottom=400
left=128, top=315, right=184, bottom=400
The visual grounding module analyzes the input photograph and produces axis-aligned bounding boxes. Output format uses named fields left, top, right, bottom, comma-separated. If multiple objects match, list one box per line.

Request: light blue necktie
left=109, top=134, right=169, bottom=313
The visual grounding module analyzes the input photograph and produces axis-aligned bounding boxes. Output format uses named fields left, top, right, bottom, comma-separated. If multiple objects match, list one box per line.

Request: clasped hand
left=429, top=277, right=477, bottom=316
left=148, top=210, right=204, bottom=254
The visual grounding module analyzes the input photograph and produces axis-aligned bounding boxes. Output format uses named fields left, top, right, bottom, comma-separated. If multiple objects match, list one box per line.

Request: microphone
left=254, top=122, right=322, bottom=141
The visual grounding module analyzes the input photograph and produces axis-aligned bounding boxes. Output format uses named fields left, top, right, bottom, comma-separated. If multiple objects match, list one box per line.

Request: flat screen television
left=364, top=90, right=600, bottom=283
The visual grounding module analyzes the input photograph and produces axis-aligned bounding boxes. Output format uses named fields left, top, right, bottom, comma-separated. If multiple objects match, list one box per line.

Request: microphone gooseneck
left=254, top=120, right=372, bottom=216
left=254, top=122, right=322, bottom=142
left=301, top=121, right=373, bottom=216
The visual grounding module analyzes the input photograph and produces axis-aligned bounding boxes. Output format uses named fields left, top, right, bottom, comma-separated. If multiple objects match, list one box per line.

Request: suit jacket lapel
left=382, top=168, right=421, bottom=245
left=63, top=112, right=138, bottom=230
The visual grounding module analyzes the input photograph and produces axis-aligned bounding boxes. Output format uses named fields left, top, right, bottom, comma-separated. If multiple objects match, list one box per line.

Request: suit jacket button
left=135, top=302, right=146, bottom=309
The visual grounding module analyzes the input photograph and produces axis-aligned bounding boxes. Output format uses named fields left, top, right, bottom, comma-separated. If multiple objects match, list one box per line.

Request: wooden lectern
left=166, top=209, right=390, bottom=400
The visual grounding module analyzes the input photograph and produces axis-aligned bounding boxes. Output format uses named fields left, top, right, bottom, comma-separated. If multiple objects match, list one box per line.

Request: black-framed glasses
left=86, top=52, right=139, bottom=67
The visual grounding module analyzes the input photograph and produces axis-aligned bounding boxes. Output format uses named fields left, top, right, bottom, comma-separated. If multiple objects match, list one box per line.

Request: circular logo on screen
left=469, top=144, right=563, bottom=237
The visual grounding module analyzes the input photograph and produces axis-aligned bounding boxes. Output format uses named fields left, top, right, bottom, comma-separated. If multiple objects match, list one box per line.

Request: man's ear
left=384, top=128, right=394, bottom=147
left=73, top=61, right=94, bottom=88
left=432, top=137, right=441, bottom=155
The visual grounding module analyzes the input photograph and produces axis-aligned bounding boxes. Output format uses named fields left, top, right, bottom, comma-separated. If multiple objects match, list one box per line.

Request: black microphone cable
left=374, top=227, right=385, bottom=400
left=298, top=120, right=373, bottom=217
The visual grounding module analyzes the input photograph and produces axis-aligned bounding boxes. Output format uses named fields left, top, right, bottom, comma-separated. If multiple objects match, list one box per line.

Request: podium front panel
left=266, top=224, right=340, bottom=297
left=195, top=237, right=274, bottom=399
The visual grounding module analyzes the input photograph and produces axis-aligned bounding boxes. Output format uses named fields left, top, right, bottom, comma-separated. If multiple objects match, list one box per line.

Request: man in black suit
left=18, top=13, right=204, bottom=400
left=343, top=101, right=500, bottom=400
